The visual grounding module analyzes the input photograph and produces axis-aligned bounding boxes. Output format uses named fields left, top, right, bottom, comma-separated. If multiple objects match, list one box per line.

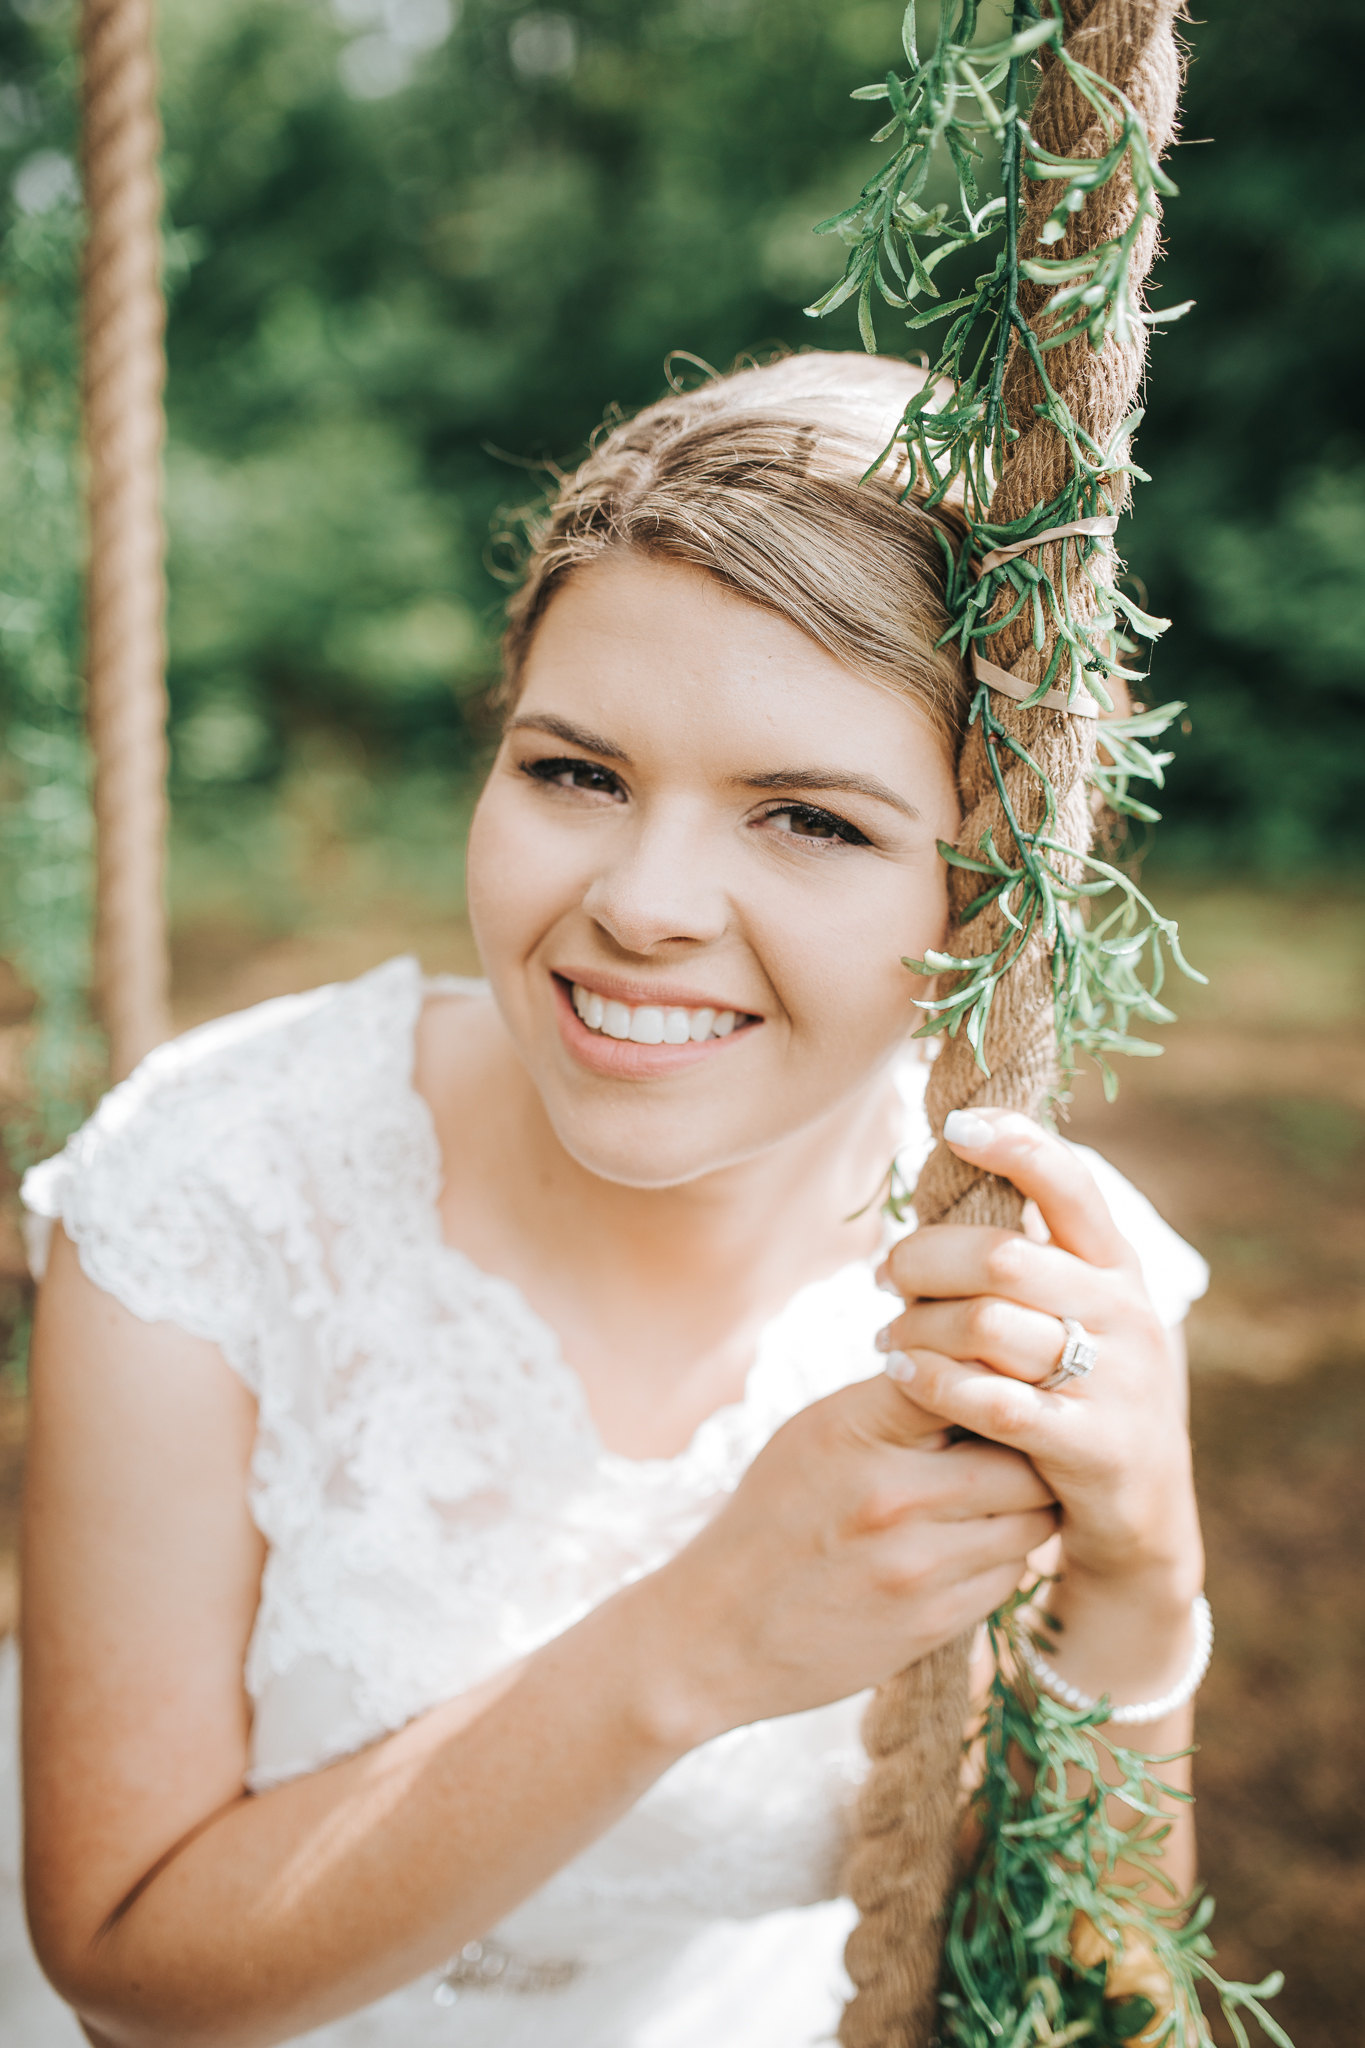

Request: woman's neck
left=416, top=992, right=906, bottom=1457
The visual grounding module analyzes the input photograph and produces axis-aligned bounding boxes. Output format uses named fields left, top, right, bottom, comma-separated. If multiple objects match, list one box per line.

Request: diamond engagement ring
left=1039, top=1316, right=1098, bottom=1391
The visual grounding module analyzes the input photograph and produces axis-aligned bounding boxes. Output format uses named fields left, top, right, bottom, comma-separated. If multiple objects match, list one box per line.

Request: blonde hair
left=501, top=351, right=972, bottom=747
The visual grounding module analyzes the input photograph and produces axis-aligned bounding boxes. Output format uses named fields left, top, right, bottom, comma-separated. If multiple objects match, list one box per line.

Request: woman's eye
left=761, top=803, right=870, bottom=848
left=522, top=755, right=625, bottom=799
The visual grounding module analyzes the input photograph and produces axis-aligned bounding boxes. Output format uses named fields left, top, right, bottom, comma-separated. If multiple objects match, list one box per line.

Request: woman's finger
left=887, top=1436, right=1058, bottom=1517
left=869, top=1504, right=1058, bottom=1606
left=931, top=1505, right=1061, bottom=1580
left=941, top=1108, right=1135, bottom=1268
left=935, top=1438, right=1058, bottom=1516
left=932, top=1560, right=1047, bottom=1648
left=884, top=1347, right=1095, bottom=1465
left=881, top=1226, right=1135, bottom=1331
left=882, top=1295, right=1079, bottom=1386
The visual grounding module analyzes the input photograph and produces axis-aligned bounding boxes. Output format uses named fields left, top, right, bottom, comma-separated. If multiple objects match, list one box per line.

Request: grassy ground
left=1, top=860, right=1362, bottom=2043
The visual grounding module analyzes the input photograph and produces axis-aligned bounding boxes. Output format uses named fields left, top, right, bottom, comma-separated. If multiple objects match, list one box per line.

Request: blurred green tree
left=152, top=0, right=908, bottom=784
left=154, top=0, right=1365, bottom=862
left=1118, top=0, right=1365, bottom=867
left=1, top=0, right=1361, bottom=942
left=0, top=0, right=98, bottom=1159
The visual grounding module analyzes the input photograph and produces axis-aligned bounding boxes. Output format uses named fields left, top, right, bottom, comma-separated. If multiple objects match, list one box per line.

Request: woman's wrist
left=1034, top=1546, right=1207, bottom=1719
left=1021, top=1592, right=1212, bottom=1726
left=592, top=1566, right=735, bottom=1761
left=1059, top=1477, right=1205, bottom=1612
left=1060, top=1543, right=1205, bottom=1618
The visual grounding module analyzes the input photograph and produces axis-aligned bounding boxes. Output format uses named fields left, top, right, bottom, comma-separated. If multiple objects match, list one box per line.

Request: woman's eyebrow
left=738, top=767, right=923, bottom=822
left=507, top=712, right=630, bottom=762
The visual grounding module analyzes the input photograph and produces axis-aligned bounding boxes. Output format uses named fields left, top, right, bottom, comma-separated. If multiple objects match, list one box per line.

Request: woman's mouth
left=569, top=981, right=741, bottom=1045
left=550, top=974, right=761, bottom=1076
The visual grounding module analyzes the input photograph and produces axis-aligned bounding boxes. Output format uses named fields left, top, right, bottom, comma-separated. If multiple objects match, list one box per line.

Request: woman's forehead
left=515, top=551, right=941, bottom=751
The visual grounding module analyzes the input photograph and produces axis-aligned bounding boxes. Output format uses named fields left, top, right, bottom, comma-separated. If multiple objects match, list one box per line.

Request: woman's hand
left=870, top=1108, right=1208, bottom=1896
left=631, top=1371, right=1058, bottom=1746
left=872, top=1108, right=1204, bottom=1657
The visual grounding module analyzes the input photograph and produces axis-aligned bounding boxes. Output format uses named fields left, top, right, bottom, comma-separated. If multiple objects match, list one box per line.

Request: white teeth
left=570, top=984, right=744, bottom=1046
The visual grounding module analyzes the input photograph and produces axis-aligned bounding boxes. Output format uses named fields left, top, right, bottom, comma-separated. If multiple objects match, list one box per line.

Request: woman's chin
left=545, top=1108, right=771, bottom=1193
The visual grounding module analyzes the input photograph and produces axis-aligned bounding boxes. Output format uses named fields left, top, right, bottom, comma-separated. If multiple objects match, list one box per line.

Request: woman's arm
left=24, top=1225, right=1056, bottom=2048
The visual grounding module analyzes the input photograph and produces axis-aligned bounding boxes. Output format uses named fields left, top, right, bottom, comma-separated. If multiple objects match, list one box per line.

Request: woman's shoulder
left=19, top=957, right=445, bottom=1369
left=24, top=956, right=427, bottom=1251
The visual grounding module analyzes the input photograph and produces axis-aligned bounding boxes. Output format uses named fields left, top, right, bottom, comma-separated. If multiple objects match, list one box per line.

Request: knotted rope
left=81, top=0, right=172, bottom=1080
left=839, top=7, right=1185, bottom=2044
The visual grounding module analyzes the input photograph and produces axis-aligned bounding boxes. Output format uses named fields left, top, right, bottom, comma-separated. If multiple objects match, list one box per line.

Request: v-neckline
left=388, top=958, right=927, bottom=1476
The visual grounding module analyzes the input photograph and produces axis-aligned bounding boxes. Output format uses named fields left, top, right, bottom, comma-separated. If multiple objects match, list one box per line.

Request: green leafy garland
left=812, top=7, right=1294, bottom=2042
left=808, top=0, right=1203, bottom=1099
left=947, top=1591, right=1295, bottom=2048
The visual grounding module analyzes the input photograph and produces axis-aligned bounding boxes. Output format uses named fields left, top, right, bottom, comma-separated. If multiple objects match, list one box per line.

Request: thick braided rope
left=82, top=0, right=172, bottom=1079
left=839, top=9, right=1184, bottom=2044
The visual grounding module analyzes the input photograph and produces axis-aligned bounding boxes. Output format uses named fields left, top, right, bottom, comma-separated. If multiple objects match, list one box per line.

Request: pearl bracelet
left=1016, top=1593, right=1214, bottom=1727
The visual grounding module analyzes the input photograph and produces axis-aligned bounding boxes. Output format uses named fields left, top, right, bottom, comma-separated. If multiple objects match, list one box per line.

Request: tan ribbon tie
left=972, top=513, right=1119, bottom=577
left=969, top=515, right=1117, bottom=715
left=970, top=648, right=1102, bottom=719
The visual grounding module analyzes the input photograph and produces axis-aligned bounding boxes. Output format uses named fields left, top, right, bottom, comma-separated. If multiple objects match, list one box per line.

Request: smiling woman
left=11, top=352, right=1209, bottom=2048
left=461, top=540, right=960, bottom=1188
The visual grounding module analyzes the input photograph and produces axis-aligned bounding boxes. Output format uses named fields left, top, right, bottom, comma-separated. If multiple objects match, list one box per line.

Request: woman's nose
left=580, top=810, right=729, bottom=955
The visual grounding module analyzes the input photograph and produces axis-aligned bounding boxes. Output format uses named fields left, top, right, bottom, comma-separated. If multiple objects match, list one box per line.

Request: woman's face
left=467, top=550, right=961, bottom=1188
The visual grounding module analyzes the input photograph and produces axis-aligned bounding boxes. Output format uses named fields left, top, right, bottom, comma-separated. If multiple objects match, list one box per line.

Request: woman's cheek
left=465, top=780, right=553, bottom=979
left=761, top=879, right=925, bottom=1073
left=463, top=788, right=504, bottom=966
left=905, top=835, right=953, bottom=951
left=838, top=853, right=950, bottom=1058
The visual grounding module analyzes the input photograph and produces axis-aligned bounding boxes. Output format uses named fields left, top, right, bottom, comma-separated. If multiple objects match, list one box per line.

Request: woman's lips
left=557, top=966, right=757, bottom=1010
left=550, top=974, right=760, bottom=1077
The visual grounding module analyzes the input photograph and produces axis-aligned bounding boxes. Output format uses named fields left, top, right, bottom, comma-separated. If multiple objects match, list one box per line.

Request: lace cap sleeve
left=20, top=960, right=426, bottom=1394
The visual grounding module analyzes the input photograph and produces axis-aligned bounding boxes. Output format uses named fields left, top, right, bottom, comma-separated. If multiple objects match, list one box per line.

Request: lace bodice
left=19, top=958, right=1209, bottom=2047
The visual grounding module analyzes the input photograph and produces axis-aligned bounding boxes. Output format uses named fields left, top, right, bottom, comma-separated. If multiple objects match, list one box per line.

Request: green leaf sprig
left=903, top=689, right=1205, bottom=1101
left=811, top=13, right=1292, bottom=2040
left=945, top=1590, right=1296, bottom=2047
left=809, top=0, right=1203, bottom=1092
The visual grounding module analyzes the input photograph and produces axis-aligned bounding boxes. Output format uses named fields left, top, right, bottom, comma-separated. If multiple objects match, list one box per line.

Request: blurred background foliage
left=158, top=0, right=1365, bottom=877
left=0, top=0, right=1363, bottom=1161
left=1, top=11, right=1363, bottom=2028
left=1, top=0, right=1361, bottom=932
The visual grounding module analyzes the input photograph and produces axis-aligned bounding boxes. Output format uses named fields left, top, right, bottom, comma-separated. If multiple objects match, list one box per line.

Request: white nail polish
left=876, top=1276, right=903, bottom=1299
left=944, top=1108, right=994, bottom=1149
left=874, top=1324, right=897, bottom=1354
left=884, top=1352, right=916, bottom=1384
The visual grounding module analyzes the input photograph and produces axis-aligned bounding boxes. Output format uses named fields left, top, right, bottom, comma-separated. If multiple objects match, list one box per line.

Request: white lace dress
left=2, top=957, right=1209, bottom=2047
